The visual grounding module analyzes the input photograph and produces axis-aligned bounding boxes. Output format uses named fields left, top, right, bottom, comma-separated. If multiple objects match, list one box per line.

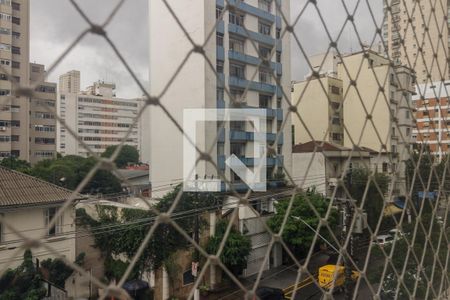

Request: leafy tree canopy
left=267, top=190, right=337, bottom=257
left=101, top=145, right=139, bottom=168
left=206, top=220, right=251, bottom=275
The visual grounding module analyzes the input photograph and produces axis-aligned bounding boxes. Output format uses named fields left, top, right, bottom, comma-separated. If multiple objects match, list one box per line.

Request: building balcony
left=218, top=0, right=278, bottom=24
left=276, top=108, right=283, bottom=120
left=228, top=23, right=275, bottom=47
left=217, top=155, right=283, bottom=169
left=217, top=73, right=225, bottom=88
left=216, top=20, right=224, bottom=34
left=229, top=76, right=276, bottom=94
left=228, top=50, right=282, bottom=76
left=217, top=46, right=225, bottom=60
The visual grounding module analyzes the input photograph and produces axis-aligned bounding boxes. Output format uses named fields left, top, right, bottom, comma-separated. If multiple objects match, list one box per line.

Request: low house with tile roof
left=0, top=166, right=85, bottom=270
left=292, top=141, right=373, bottom=197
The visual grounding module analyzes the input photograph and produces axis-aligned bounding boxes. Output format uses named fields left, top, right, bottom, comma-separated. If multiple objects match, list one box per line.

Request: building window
left=0, top=43, right=10, bottom=51
left=229, top=11, right=244, bottom=26
left=266, top=119, right=273, bottom=132
left=259, top=68, right=270, bottom=83
left=229, top=36, right=245, bottom=53
left=217, top=87, right=224, bottom=101
left=34, top=112, right=54, bottom=119
left=258, top=0, right=271, bottom=12
left=258, top=21, right=271, bottom=36
left=382, top=162, right=388, bottom=173
left=0, top=27, right=9, bottom=35
left=276, top=28, right=281, bottom=39
left=331, top=133, right=341, bottom=141
left=11, top=46, right=20, bottom=54
left=331, top=117, right=341, bottom=125
left=259, top=94, right=272, bottom=108
left=0, top=89, right=9, bottom=95
left=35, top=137, right=55, bottom=144
left=11, top=16, right=19, bottom=25
left=230, top=121, right=245, bottom=132
left=216, top=60, right=224, bottom=73
left=259, top=45, right=272, bottom=59
left=230, top=63, right=245, bottom=79
left=0, top=13, right=11, bottom=21
left=276, top=51, right=281, bottom=63
left=11, top=31, right=19, bottom=39
left=405, top=110, right=410, bottom=119
left=330, top=86, right=340, bottom=95
left=11, top=1, right=19, bottom=10
left=230, top=89, right=244, bottom=103
left=216, top=7, right=222, bottom=20
left=230, top=142, right=245, bottom=156
left=0, top=59, right=10, bottom=66
left=406, top=127, right=410, bottom=136
left=45, top=207, right=63, bottom=236
left=11, top=61, right=19, bottom=68
left=0, top=0, right=11, bottom=5
left=216, top=33, right=223, bottom=47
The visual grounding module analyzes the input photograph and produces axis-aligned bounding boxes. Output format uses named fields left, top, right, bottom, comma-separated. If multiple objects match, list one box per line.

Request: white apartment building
left=147, top=0, right=292, bottom=196
left=57, top=71, right=140, bottom=157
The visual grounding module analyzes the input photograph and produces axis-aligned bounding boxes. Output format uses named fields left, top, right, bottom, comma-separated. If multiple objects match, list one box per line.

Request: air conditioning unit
left=0, top=127, right=7, bottom=131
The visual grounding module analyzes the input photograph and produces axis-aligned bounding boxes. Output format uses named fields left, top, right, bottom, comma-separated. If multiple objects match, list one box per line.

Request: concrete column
left=162, top=267, right=169, bottom=300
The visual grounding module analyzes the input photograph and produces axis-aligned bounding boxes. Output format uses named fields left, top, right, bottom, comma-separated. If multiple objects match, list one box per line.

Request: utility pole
left=193, top=174, right=200, bottom=300
left=340, top=200, right=354, bottom=300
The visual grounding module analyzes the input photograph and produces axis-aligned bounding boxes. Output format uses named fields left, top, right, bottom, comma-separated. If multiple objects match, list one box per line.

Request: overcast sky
left=30, top=0, right=383, bottom=98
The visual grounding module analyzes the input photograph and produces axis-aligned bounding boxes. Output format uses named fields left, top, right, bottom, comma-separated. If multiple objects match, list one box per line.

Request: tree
left=0, top=157, right=31, bottom=173
left=40, top=253, right=85, bottom=288
left=30, top=155, right=122, bottom=195
left=346, top=167, right=390, bottom=230
left=0, top=250, right=46, bottom=300
left=101, top=145, right=139, bottom=168
left=267, top=190, right=338, bottom=258
left=76, top=185, right=218, bottom=280
left=206, top=220, right=251, bottom=275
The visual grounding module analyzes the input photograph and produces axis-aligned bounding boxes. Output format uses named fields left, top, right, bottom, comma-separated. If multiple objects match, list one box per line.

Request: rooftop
left=0, top=167, right=84, bottom=209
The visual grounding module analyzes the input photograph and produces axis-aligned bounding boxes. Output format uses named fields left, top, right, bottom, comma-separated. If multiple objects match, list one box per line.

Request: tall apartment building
left=382, top=0, right=448, bottom=83
left=292, top=51, right=344, bottom=145
left=57, top=71, right=140, bottom=157
left=59, top=70, right=80, bottom=94
left=0, top=0, right=30, bottom=161
left=412, top=81, right=450, bottom=160
left=147, top=0, right=292, bottom=195
left=292, top=50, right=415, bottom=197
left=29, top=63, right=57, bottom=163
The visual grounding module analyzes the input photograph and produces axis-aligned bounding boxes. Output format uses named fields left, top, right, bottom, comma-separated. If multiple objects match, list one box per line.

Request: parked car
left=255, top=286, right=286, bottom=300
left=388, top=228, right=404, bottom=239
left=374, top=234, right=394, bottom=247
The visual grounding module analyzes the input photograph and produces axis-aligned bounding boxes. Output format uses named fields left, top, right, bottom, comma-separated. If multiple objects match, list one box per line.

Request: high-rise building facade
left=29, top=63, right=57, bottom=164
left=292, top=50, right=415, bottom=198
left=0, top=0, right=30, bottom=161
left=412, top=81, right=450, bottom=160
left=57, top=71, right=140, bottom=157
left=147, top=0, right=292, bottom=196
left=383, top=0, right=448, bottom=83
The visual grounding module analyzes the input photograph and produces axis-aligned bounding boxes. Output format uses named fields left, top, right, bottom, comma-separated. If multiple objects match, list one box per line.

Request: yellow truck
left=318, top=265, right=359, bottom=290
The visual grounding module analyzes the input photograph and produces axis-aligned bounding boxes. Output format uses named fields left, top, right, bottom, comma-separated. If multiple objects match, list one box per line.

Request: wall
left=292, top=152, right=326, bottom=195
left=0, top=204, right=76, bottom=270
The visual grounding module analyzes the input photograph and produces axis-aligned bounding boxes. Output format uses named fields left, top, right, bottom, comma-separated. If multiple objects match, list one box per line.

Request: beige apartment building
left=292, top=50, right=415, bottom=197
left=0, top=0, right=29, bottom=160
left=57, top=71, right=141, bottom=157
left=383, top=0, right=448, bottom=83
left=292, top=75, right=343, bottom=145
left=29, top=63, right=57, bottom=164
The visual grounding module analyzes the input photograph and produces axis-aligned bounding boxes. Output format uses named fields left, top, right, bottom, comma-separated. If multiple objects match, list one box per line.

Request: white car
left=375, top=235, right=394, bottom=247
left=388, top=228, right=404, bottom=239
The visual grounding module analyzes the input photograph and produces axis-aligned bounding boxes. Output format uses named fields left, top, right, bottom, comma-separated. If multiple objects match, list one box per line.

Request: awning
left=383, top=203, right=403, bottom=216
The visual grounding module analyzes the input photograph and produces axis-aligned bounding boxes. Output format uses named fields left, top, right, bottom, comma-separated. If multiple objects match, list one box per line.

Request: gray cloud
left=30, top=0, right=149, bottom=98
left=30, top=0, right=382, bottom=96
